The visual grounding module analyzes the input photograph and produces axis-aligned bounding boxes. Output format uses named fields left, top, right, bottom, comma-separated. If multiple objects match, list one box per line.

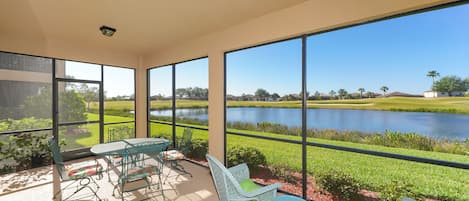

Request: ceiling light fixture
left=99, top=25, right=116, bottom=37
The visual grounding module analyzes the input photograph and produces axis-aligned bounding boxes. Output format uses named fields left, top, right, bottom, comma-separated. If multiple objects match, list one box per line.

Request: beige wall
left=141, top=0, right=453, bottom=162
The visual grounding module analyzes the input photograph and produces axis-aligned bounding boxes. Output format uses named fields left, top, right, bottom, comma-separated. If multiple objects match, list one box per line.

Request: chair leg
left=53, top=180, right=72, bottom=200
left=158, top=173, right=165, bottom=201
left=59, top=177, right=101, bottom=201
left=107, top=158, right=112, bottom=182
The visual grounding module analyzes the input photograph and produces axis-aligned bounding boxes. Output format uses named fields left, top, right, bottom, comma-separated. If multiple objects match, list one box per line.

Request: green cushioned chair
left=206, top=154, right=281, bottom=201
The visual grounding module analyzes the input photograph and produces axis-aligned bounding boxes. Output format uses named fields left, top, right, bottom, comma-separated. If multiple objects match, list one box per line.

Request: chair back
left=122, top=141, right=169, bottom=177
left=48, top=139, right=66, bottom=180
left=178, top=128, right=192, bottom=154
left=206, top=154, right=243, bottom=201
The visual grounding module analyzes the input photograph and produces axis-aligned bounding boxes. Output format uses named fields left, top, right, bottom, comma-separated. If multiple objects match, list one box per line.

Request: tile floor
left=0, top=157, right=218, bottom=201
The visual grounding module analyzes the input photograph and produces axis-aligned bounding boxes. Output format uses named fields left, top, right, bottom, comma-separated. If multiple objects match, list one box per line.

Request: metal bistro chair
left=106, top=125, right=135, bottom=182
left=161, top=128, right=193, bottom=182
left=114, top=140, right=169, bottom=201
left=206, top=154, right=281, bottom=201
left=48, top=139, right=104, bottom=201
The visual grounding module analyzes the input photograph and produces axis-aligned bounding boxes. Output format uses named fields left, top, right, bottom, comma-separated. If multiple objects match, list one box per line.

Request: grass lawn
left=60, top=113, right=134, bottom=150
left=149, top=122, right=469, bottom=200
left=93, top=97, right=469, bottom=114
left=63, top=111, right=469, bottom=200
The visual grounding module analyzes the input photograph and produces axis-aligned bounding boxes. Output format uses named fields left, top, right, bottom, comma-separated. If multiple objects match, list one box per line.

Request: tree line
left=150, top=87, right=209, bottom=100
left=228, top=71, right=468, bottom=101
left=228, top=87, right=391, bottom=101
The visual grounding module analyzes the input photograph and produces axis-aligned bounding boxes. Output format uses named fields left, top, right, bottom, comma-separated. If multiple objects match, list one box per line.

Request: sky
left=149, top=58, right=208, bottom=97
left=64, top=61, right=135, bottom=97
left=68, top=4, right=469, bottom=97
left=227, top=4, right=469, bottom=96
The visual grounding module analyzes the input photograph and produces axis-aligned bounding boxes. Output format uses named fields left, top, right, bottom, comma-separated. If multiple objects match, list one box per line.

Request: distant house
left=423, top=91, right=464, bottom=98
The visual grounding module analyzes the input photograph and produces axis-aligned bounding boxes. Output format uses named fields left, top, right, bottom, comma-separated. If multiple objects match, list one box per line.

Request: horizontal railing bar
left=149, top=120, right=209, bottom=131
left=55, top=77, right=101, bottom=84
left=149, top=120, right=172, bottom=125
left=103, top=120, right=135, bottom=125
left=175, top=124, right=208, bottom=131
left=0, top=127, right=52, bottom=136
left=226, top=131, right=469, bottom=170
left=227, top=131, right=303, bottom=144
left=58, top=120, right=100, bottom=127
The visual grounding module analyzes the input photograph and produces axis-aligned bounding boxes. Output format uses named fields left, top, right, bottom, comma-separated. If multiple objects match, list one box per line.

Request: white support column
left=208, top=50, right=225, bottom=164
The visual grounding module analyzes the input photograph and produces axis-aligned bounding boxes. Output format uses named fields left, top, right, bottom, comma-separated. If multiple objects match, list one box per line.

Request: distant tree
left=79, top=84, right=99, bottom=111
left=255, top=88, right=270, bottom=101
left=314, top=91, right=321, bottom=100
left=298, top=91, right=310, bottom=99
left=427, top=70, right=440, bottom=90
left=380, top=86, right=389, bottom=97
left=271, top=93, right=280, bottom=100
left=153, top=94, right=164, bottom=100
left=329, top=90, right=336, bottom=100
left=282, top=94, right=298, bottom=101
left=176, top=88, right=187, bottom=98
left=464, top=77, right=469, bottom=91
left=434, top=76, right=466, bottom=96
left=358, top=88, right=365, bottom=98
left=175, top=87, right=208, bottom=99
left=337, top=89, right=348, bottom=100
left=366, top=91, right=374, bottom=98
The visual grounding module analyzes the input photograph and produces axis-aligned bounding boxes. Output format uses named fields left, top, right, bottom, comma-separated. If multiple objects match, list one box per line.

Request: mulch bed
left=186, top=158, right=380, bottom=201
left=251, top=167, right=379, bottom=201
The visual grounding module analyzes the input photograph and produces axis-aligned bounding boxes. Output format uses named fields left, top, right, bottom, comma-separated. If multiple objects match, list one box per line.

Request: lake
left=149, top=107, right=469, bottom=140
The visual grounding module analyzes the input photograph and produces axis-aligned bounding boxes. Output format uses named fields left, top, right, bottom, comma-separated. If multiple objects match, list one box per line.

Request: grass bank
left=149, top=122, right=469, bottom=200
left=92, top=97, right=469, bottom=114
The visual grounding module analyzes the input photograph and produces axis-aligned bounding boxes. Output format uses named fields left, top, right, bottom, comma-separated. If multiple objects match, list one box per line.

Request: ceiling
left=0, top=0, right=306, bottom=55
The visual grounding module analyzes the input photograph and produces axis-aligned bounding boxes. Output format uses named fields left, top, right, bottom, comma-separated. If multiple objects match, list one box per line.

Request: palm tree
left=380, top=86, right=389, bottom=97
left=427, top=70, right=440, bottom=90
left=338, top=89, right=348, bottom=100
left=358, top=88, right=365, bottom=98
left=329, top=90, right=336, bottom=100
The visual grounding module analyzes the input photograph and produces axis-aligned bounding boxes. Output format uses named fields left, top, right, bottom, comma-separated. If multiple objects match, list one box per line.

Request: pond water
left=149, top=107, right=469, bottom=140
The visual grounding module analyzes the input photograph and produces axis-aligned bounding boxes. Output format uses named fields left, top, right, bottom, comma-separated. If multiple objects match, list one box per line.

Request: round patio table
left=90, top=138, right=169, bottom=156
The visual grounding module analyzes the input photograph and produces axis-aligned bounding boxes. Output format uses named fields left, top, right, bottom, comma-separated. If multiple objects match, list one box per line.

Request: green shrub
left=152, top=132, right=172, bottom=140
left=380, top=180, right=418, bottom=201
left=227, top=146, right=267, bottom=170
left=316, top=170, right=361, bottom=201
left=187, top=138, right=208, bottom=159
left=269, top=163, right=297, bottom=184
